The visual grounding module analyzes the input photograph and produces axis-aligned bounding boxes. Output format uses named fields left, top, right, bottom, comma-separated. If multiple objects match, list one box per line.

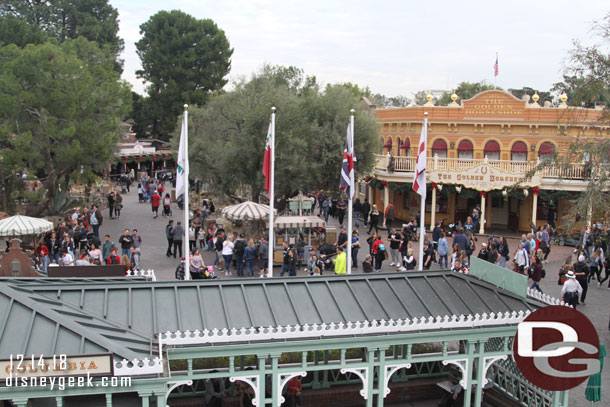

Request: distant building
left=364, top=90, right=605, bottom=233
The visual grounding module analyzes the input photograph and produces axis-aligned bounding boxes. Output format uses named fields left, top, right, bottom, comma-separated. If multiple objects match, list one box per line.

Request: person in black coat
left=362, top=199, right=371, bottom=227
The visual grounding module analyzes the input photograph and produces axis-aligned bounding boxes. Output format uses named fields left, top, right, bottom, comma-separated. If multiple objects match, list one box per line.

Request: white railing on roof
left=126, top=268, right=157, bottom=281
left=527, top=288, right=570, bottom=307
left=159, top=310, right=530, bottom=346
left=114, top=357, right=163, bottom=376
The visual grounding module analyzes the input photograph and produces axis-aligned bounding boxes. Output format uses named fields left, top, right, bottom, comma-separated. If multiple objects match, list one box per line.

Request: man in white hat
left=561, top=270, right=583, bottom=309
left=573, top=254, right=590, bottom=305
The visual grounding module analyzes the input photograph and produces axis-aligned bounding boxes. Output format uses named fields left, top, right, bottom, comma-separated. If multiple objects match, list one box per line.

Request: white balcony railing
left=375, top=154, right=591, bottom=181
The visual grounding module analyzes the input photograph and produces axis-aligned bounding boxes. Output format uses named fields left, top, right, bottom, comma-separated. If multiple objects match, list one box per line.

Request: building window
left=539, top=142, right=555, bottom=159
left=484, top=140, right=501, bottom=161
left=399, top=137, right=410, bottom=156
left=431, top=139, right=447, bottom=158
left=383, top=137, right=393, bottom=154
left=511, top=141, right=528, bottom=162
left=457, top=140, right=473, bottom=159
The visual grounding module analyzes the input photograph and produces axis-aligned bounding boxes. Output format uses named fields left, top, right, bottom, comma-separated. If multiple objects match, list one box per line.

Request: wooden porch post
left=257, top=356, right=267, bottom=407
left=106, top=393, right=113, bottom=407
left=473, top=340, right=486, bottom=407
left=462, top=341, right=476, bottom=407
left=138, top=392, right=152, bottom=407
left=430, top=186, right=437, bottom=232
left=383, top=187, right=390, bottom=229
left=366, top=348, right=376, bottom=407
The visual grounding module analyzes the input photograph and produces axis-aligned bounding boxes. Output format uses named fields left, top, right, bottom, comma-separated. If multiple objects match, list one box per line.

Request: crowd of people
left=28, top=204, right=143, bottom=274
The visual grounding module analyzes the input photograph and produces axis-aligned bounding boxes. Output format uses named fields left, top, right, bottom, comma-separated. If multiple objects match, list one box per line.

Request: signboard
left=0, top=354, right=114, bottom=379
left=429, top=163, right=540, bottom=191
left=462, top=91, right=526, bottom=118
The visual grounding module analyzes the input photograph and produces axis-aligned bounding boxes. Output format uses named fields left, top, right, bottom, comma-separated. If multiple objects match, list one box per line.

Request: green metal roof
left=0, top=272, right=548, bottom=364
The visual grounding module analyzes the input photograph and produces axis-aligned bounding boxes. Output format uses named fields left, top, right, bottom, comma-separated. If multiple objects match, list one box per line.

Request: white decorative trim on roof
left=114, top=357, right=163, bottom=376
left=159, top=311, right=530, bottom=346
left=526, top=288, right=569, bottom=307
left=126, top=269, right=157, bottom=281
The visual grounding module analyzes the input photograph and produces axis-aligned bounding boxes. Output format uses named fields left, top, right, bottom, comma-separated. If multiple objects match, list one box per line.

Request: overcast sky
left=111, top=0, right=608, bottom=100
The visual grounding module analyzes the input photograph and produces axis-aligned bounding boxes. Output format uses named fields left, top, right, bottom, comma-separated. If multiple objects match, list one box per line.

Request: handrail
left=374, top=154, right=591, bottom=181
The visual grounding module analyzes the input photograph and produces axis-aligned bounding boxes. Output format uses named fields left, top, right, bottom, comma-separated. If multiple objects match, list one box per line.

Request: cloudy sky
left=111, top=0, right=608, bottom=99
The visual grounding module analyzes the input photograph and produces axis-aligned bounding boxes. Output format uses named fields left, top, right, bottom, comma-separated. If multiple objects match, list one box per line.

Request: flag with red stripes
left=262, top=121, right=272, bottom=191
left=413, top=118, right=427, bottom=199
left=494, top=55, right=499, bottom=77
left=340, top=124, right=354, bottom=199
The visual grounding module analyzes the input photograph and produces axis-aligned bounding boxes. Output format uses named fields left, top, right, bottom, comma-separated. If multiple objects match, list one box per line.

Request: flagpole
left=267, top=107, right=276, bottom=277
left=346, top=109, right=355, bottom=275
left=418, top=112, right=428, bottom=271
left=183, top=104, right=191, bottom=280
left=494, top=51, right=498, bottom=90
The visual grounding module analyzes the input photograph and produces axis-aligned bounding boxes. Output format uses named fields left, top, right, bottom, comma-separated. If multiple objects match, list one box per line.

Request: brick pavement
left=100, top=188, right=609, bottom=406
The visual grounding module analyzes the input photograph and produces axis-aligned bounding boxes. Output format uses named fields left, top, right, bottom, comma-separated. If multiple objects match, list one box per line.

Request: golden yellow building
left=365, top=90, right=607, bottom=233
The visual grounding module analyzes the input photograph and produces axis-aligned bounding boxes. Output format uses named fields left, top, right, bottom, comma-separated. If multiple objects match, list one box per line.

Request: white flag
left=175, top=114, right=187, bottom=197
left=413, top=118, right=427, bottom=199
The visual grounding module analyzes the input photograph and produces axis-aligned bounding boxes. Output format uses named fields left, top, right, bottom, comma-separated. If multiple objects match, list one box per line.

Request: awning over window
left=484, top=140, right=500, bottom=153
left=511, top=141, right=528, bottom=154
left=432, top=139, right=447, bottom=151
left=399, top=137, right=410, bottom=149
left=457, top=140, right=473, bottom=152
left=383, top=138, right=393, bottom=148
left=539, top=142, right=555, bottom=155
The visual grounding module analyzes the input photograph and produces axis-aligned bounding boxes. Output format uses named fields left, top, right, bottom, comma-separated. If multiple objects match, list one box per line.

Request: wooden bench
left=48, top=264, right=126, bottom=278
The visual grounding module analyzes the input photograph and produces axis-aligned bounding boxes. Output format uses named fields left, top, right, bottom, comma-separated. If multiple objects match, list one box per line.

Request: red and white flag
left=340, top=124, right=355, bottom=199
left=413, top=118, right=427, bottom=199
left=262, top=121, right=272, bottom=191
left=494, top=54, right=499, bottom=77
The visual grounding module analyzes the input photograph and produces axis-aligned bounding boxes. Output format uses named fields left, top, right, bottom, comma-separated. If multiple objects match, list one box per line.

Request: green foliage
left=127, top=92, right=153, bottom=138
left=182, top=65, right=379, bottom=200
left=552, top=13, right=610, bottom=109
left=0, top=38, right=131, bottom=215
left=136, top=10, right=233, bottom=139
left=508, top=87, right=553, bottom=104
left=43, top=187, right=82, bottom=216
left=0, top=0, right=123, bottom=69
left=413, top=90, right=429, bottom=106
left=0, top=15, right=47, bottom=47
left=368, top=93, right=411, bottom=108
left=435, top=81, right=498, bottom=106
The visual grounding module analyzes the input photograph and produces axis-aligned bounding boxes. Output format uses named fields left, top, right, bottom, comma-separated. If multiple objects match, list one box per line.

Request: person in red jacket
left=285, top=376, right=302, bottom=407
left=150, top=190, right=161, bottom=218
left=107, top=248, right=121, bottom=265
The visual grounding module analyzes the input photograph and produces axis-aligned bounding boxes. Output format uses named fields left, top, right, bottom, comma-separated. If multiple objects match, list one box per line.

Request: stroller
left=318, top=243, right=337, bottom=274
left=162, top=204, right=172, bottom=217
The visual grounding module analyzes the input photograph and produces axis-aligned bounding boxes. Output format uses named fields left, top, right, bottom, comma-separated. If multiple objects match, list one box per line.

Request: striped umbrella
left=0, top=215, right=54, bottom=237
left=221, top=201, right=276, bottom=221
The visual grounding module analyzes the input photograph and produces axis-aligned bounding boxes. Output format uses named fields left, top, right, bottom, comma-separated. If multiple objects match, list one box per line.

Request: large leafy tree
left=0, top=0, right=123, bottom=67
left=183, top=65, right=379, bottom=201
left=0, top=38, right=131, bottom=215
left=136, top=10, right=233, bottom=139
left=508, top=87, right=553, bottom=104
left=528, top=13, right=610, bottom=230
left=435, top=81, right=497, bottom=106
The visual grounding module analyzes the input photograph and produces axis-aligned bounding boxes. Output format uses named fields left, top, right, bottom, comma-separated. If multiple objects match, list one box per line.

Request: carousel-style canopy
left=0, top=215, right=54, bottom=237
left=221, top=201, right=276, bottom=221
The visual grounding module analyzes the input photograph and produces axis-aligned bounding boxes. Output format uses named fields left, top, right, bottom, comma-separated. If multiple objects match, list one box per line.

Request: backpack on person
left=215, top=236, right=224, bottom=252
left=378, top=243, right=388, bottom=260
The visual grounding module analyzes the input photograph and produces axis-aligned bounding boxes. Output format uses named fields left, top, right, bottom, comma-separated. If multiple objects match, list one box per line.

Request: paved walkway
left=100, top=187, right=609, bottom=406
